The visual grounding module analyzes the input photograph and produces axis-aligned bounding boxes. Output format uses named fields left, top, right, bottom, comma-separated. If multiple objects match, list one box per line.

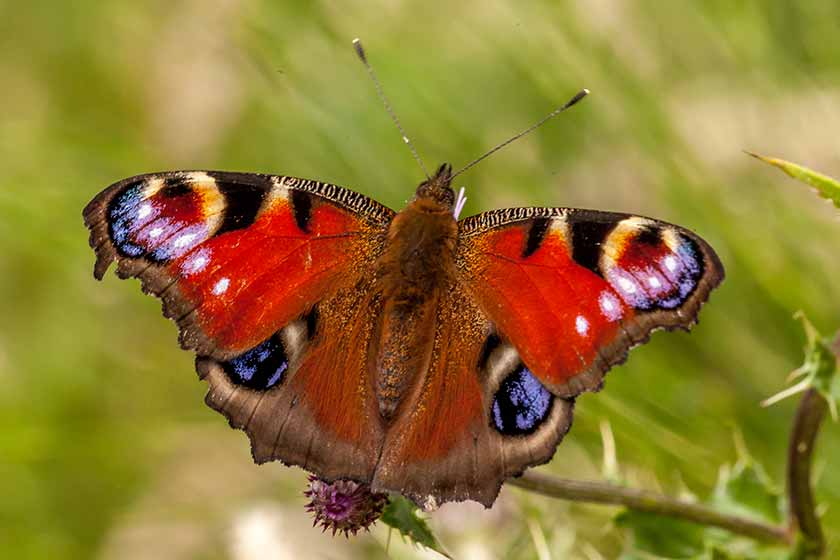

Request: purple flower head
left=303, top=475, right=387, bottom=537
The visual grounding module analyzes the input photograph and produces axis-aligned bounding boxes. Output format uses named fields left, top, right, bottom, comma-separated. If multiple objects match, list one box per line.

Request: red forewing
left=456, top=208, right=724, bottom=397
left=83, top=171, right=394, bottom=359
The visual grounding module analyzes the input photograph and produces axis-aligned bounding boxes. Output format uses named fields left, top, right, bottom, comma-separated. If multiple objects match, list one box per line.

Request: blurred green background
left=1, top=1, right=839, bottom=558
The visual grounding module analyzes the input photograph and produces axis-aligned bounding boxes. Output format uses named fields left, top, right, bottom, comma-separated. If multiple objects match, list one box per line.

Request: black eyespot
left=221, top=334, right=288, bottom=390
left=491, top=366, right=553, bottom=435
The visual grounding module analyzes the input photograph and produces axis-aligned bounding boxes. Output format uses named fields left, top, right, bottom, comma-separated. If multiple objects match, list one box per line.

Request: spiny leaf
left=762, top=312, right=839, bottom=420
left=616, top=510, right=706, bottom=558
left=709, top=460, right=782, bottom=525
left=380, top=496, right=451, bottom=558
left=619, top=443, right=789, bottom=559
left=747, top=152, right=840, bottom=209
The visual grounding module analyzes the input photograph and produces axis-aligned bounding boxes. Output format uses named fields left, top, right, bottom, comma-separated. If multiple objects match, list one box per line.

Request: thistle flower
left=303, top=475, right=388, bottom=537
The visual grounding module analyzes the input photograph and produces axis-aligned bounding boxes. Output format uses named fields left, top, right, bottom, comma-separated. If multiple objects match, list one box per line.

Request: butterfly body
left=374, top=164, right=457, bottom=419
left=84, top=164, right=723, bottom=508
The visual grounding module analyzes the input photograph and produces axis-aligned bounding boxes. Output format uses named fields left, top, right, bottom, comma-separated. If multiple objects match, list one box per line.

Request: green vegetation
left=1, top=1, right=838, bottom=558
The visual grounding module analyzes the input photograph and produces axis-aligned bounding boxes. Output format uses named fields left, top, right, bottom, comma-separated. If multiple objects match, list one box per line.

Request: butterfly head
left=414, top=163, right=455, bottom=211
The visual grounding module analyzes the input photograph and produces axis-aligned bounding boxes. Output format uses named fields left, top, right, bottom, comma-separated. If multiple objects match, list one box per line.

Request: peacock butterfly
left=82, top=45, right=724, bottom=510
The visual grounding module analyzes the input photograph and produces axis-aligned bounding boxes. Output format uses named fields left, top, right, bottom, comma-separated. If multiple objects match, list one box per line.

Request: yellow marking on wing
left=599, top=217, right=654, bottom=269
left=142, top=176, right=166, bottom=198
left=547, top=216, right=571, bottom=252
left=660, top=227, right=681, bottom=253
left=185, top=172, right=225, bottom=233
left=263, top=176, right=290, bottom=212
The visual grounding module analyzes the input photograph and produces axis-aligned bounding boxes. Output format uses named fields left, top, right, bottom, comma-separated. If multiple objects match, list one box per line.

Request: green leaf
left=762, top=312, right=839, bottom=420
left=747, top=152, right=840, bottom=209
left=616, top=510, right=706, bottom=558
left=709, top=460, right=782, bottom=525
left=380, top=496, right=451, bottom=558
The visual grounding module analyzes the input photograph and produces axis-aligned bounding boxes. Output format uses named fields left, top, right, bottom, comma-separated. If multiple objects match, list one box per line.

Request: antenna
left=452, top=88, right=590, bottom=179
left=353, top=38, right=430, bottom=179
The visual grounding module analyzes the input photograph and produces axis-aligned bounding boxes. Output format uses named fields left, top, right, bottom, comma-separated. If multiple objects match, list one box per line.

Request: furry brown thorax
left=373, top=163, right=458, bottom=419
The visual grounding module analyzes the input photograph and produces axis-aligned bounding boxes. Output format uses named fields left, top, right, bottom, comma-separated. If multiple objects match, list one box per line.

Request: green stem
left=787, top=388, right=828, bottom=557
left=509, top=471, right=790, bottom=545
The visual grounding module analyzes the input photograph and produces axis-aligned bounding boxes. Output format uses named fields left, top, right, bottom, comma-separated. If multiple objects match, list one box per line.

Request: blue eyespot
left=221, top=336, right=288, bottom=391
left=492, top=366, right=552, bottom=435
left=608, top=234, right=704, bottom=311
left=108, top=185, right=147, bottom=257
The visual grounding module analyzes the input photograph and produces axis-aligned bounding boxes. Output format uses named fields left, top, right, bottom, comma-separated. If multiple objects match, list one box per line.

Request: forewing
left=84, top=171, right=395, bottom=478
left=84, top=171, right=393, bottom=358
left=455, top=207, right=724, bottom=396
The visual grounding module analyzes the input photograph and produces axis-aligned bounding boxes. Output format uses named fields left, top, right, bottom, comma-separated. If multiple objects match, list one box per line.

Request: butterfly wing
left=84, top=171, right=395, bottom=480
left=374, top=207, right=722, bottom=507
left=456, top=208, right=724, bottom=396
left=373, top=278, right=574, bottom=507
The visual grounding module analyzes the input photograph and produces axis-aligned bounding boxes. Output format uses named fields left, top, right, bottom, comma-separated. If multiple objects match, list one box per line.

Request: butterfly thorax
left=372, top=164, right=458, bottom=420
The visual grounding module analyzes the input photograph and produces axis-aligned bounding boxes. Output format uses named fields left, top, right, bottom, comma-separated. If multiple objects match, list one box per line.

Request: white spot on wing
left=599, top=291, right=623, bottom=321
left=182, top=248, right=211, bottom=275
left=173, top=232, right=197, bottom=248
left=663, top=254, right=678, bottom=272
left=575, top=315, right=589, bottom=336
left=617, top=276, right=636, bottom=294
left=148, top=227, right=163, bottom=238
left=137, top=203, right=152, bottom=219
left=212, top=277, right=230, bottom=295
left=648, top=276, right=661, bottom=288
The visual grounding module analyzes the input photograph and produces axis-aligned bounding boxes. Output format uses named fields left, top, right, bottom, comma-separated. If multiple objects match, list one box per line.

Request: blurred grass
left=1, top=1, right=839, bottom=558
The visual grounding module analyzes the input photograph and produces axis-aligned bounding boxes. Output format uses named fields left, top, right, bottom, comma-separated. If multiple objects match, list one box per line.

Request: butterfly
left=83, top=158, right=724, bottom=508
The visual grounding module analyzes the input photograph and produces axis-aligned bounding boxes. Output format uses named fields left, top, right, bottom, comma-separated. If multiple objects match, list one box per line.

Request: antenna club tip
left=352, top=38, right=367, bottom=62
left=582, top=88, right=590, bottom=95
left=562, top=88, right=589, bottom=109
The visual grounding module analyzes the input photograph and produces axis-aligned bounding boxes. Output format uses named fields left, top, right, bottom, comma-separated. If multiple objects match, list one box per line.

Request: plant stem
left=787, top=388, right=828, bottom=556
left=509, top=333, right=836, bottom=552
left=509, top=471, right=790, bottom=545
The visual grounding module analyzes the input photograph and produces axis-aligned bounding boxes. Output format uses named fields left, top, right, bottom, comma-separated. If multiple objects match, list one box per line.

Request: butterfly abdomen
left=373, top=197, right=458, bottom=420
